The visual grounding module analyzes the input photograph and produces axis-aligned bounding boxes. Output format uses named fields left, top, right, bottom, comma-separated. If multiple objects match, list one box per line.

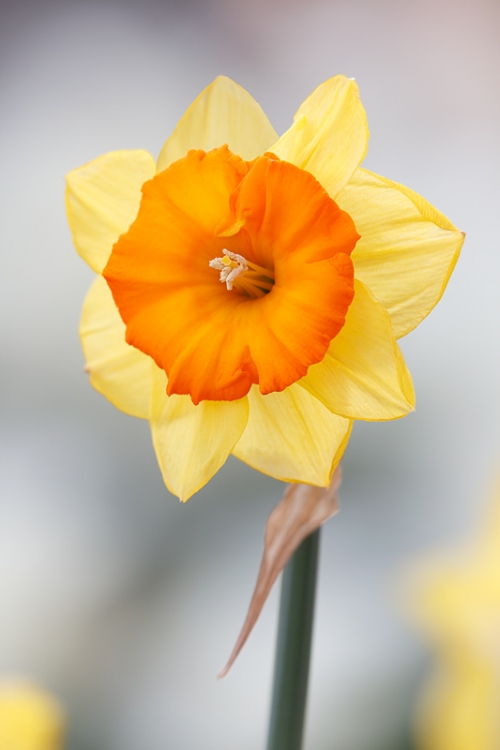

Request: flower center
left=208, top=249, right=274, bottom=299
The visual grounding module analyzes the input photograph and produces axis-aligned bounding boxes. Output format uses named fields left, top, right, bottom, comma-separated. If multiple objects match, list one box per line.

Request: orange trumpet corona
left=104, top=146, right=359, bottom=404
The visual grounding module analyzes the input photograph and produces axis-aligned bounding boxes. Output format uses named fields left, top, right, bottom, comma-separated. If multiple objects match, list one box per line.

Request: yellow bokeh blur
left=409, top=485, right=500, bottom=750
left=0, top=681, right=64, bottom=750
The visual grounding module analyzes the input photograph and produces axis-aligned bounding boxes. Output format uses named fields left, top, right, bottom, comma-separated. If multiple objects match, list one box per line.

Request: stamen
left=209, top=249, right=248, bottom=290
left=209, top=249, right=274, bottom=298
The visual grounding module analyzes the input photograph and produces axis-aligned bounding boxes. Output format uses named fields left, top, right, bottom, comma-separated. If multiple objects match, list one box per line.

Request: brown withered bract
left=219, top=467, right=342, bottom=677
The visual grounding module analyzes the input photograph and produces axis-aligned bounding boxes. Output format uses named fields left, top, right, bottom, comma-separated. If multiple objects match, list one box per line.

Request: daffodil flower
left=66, top=76, right=464, bottom=501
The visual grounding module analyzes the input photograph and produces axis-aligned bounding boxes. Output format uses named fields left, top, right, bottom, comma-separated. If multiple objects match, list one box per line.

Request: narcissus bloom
left=66, top=76, right=463, bottom=500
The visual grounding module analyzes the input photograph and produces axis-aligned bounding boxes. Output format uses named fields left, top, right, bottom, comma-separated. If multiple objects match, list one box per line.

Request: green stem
left=266, top=528, right=320, bottom=750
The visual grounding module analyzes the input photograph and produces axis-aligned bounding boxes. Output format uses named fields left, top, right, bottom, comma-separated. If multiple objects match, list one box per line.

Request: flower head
left=66, top=76, right=463, bottom=500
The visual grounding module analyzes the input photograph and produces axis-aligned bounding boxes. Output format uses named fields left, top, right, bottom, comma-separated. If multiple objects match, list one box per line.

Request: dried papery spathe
left=219, top=468, right=342, bottom=677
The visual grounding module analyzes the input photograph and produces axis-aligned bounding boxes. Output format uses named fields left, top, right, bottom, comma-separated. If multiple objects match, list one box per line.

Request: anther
left=209, top=249, right=249, bottom=290
left=209, top=248, right=274, bottom=298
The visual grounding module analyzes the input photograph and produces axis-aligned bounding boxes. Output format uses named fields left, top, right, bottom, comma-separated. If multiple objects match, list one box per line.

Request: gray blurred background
left=1, top=0, right=499, bottom=747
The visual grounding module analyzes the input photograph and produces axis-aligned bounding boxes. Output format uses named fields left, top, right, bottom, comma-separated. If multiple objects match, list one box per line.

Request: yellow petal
left=338, top=168, right=464, bottom=339
left=270, top=75, right=369, bottom=198
left=232, top=384, right=352, bottom=486
left=150, top=368, right=249, bottom=501
left=66, top=150, right=156, bottom=273
left=299, top=280, right=415, bottom=421
left=80, top=275, right=153, bottom=419
left=157, top=76, right=278, bottom=172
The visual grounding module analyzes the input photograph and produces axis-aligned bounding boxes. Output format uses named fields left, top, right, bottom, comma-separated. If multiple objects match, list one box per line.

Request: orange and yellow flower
left=66, top=76, right=463, bottom=500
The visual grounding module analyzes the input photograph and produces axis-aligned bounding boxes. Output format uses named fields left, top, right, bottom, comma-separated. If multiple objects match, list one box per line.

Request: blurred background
left=1, top=0, right=499, bottom=747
